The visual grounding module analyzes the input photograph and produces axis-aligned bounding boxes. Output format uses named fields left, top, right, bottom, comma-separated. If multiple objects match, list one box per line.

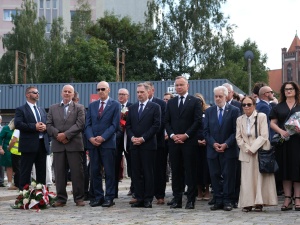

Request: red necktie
left=98, top=101, right=105, bottom=116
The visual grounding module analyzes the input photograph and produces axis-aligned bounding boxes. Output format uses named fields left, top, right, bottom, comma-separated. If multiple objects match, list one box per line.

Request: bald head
left=258, top=86, right=274, bottom=101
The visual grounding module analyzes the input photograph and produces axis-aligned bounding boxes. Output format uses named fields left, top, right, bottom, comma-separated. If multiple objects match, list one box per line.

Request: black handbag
left=255, top=114, right=279, bottom=173
left=270, top=133, right=283, bottom=146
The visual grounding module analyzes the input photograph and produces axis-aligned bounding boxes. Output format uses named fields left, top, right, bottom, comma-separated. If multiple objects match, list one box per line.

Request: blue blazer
left=15, top=103, right=50, bottom=154
left=256, top=100, right=273, bottom=139
left=85, top=98, right=120, bottom=149
left=126, top=101, right=161, bottom=150
left=204, top=104, right=240, bottom=159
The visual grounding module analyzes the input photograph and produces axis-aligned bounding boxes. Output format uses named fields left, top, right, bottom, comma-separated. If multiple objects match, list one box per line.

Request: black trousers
left=11, top=154, right=21, bottom=189
left=154, top=146, right=167, bottom=199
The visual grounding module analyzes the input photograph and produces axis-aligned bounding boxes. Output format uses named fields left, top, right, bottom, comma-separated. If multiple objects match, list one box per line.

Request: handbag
left=255, top=114, right=279, bottom=173
left=270, top=133, right=283, bottom=147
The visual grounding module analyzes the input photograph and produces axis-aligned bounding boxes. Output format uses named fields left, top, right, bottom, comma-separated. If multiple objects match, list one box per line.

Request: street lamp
left=244, top=50, right=254, bottom=95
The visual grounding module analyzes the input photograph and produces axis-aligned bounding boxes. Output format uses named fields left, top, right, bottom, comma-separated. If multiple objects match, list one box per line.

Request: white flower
left=19, top=191, right=23, bottom=195
left=23, top=198, right=29, bottom=204
left=36, top=184, right=42, bottom=189
left=31, top=181, right=37, bottom=187
left=121, top=107, right=128, bottom=114
left=22, top=190, right=28, bottom=195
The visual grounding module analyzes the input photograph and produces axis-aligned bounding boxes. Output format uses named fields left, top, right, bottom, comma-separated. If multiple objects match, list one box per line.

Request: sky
left=222, top=0, right=300, bottom=70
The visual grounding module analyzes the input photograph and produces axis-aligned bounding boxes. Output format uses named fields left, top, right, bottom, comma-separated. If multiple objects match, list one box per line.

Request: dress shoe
left=76, top=201, right=85, bottom=206
left=83, top=194, right=90, bottom=201
left=185, top=201, right=195, bottom=209
left=89, top=198, right=104, bottom=207
left=102, top=200, right=115, bottom=207
left=223, top=203, right=233, bottom=211
left=156, top=199, right=165, bottom=205
left=167, top=198, right=176, bottom=206
left=129, top=198, right=138, bottom=204
left=210, top=203, right=224, bottom=210
left=170, top=202, right=182, bottom=209
left=232, top=202, right=238, bottom=209
left=208, top=198, right=216, bottom=205
left=127, top=190, right=132, bottom=196
left=144, top=201, right=152, bottom=208
left=131, top=201, right=144, bottom=208
left=52, top=201, right=66, bottom=207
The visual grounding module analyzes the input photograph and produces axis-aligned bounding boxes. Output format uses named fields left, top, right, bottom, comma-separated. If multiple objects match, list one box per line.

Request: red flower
left=23, top=184, right=29, bottom=190
left=39, top=199, right=45, bottom=206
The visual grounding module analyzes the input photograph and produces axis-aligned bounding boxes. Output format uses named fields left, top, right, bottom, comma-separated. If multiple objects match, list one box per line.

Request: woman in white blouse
left=236, top=96, right=277, bottom=212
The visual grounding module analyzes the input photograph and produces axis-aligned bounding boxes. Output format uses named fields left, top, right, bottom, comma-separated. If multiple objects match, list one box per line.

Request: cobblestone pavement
left=0, top=179, right=299, bottom=225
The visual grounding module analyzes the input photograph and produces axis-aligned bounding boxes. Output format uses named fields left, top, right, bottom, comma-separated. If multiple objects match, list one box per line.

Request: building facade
left=0, top=0, right=150, bottom=56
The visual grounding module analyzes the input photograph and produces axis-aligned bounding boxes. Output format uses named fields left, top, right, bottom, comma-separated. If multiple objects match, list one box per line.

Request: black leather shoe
left=144, top=201, right=152, bottom=208
left=208, top=198, right=216, bottom=205
left=185, top=201, right=195, bottom=209
left=89, top=198, right=104, bottom=207
left=232, top=202, right=238, bottom=209
left=167, top=198, right=176, bottom=206
left=102, top=200, right=115, bottom=207
left=210, top=203, right=224, bottom=210
left=131, top=201, right=144, bottom=208
left=170, top=202, right=182, bottom=209
left=223, top=203, right=233, bottom=211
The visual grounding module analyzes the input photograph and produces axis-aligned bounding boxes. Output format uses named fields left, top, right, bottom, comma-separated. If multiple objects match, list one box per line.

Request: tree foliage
left=88, top=13, right=158, bottom=81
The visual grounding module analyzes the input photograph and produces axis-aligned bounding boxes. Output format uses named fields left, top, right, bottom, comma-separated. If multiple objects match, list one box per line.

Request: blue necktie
left=33, top=106, right=41, bottom=122
left=218, top=108, right=223, bottom=125
left=138, top=104, right=144, bottom=119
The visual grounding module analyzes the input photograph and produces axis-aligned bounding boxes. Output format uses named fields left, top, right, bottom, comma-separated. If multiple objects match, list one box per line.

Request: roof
left=288, top=34, right=300, bottom=52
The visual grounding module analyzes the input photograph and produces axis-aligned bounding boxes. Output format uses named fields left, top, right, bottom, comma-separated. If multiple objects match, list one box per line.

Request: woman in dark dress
left=194, top=93, right=211, bottom=201
left=270, top=81, right=300, bottom=211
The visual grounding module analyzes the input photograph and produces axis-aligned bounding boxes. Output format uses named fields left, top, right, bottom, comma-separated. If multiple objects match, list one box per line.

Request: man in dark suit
left=115, top=88, right=132, bottom=199
left=165, top=76, right=202, bottom=209
left=146, top=81, right=167, bottom=205
left=47, top=85, right=86, bottom=207
left=222, top=83, right=242, bottom=113
left=85, top=81, right=120, bottom=207
left=204, top=86, right=240, bottom=211
left=15, top=86, right=50, bottom=190
left=126, top=83, right=161, bottom=208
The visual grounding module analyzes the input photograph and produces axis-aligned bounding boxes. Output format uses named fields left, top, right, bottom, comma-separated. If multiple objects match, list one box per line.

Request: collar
left=120, top=101, right=128, bottom=106
left=227, top=98, right=233, bottom=104
left=139, top=99, right=149, bottom=106
left=179, top=93, right=188, bottom=99
left=27, top=101, right=37, bottom=108
left=260, top=99, right=269, bottom=105
left=149, top=97, right=154, bottom=102
left=61, top=100, right=72, bottom=106
left=100, top=97, right=109, bottom=104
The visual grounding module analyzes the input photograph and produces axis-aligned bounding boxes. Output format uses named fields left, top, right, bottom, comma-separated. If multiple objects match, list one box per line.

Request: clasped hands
left=213, top=143, right=227, bottom=152
left=89, top=136, right=105, bottom=146
left=172, top=134, right=187, bottom=144
left=131, top=137, right=144, bottom=145
left=35, top=122, right=46, bottom=132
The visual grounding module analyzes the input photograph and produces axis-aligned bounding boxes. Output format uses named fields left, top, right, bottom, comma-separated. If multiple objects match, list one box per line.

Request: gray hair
left=137, top=83, right=150, bottom=91
left=222, top=83, right=233, bottom=91
left=214, top=86, right=228, bottom=97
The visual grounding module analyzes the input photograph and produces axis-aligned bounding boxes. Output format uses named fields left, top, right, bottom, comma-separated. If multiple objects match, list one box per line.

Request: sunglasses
left=242, top=103, right=253, bottom=107
left=96, top=88, right=106, bottom=92
left=28, top=91, right=39, bottom=94
left=284, top=88, right=295, bottom=91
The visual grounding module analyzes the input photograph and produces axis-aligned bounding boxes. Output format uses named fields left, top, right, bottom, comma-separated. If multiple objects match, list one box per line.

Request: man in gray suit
left=47, top=84, right=86, bottom=207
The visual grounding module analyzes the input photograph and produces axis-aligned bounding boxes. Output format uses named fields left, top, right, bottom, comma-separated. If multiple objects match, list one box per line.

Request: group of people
left=0, top=77, right=299, bottom=212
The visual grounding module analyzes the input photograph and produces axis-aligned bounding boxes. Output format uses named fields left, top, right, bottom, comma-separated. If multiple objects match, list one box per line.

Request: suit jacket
left=15, top=103, right=50, bottom=154
left=165, top=95, right=202, bottom=146
left=85, top=98, right=120, bottom=149
left=236, top=111, right=270, bottom=162
left=230, top=99, right=242, bottom=114
left=151, top=97, right=166, bottom=148
left=46, top=102, right=85, bottom=152
left=204, top=104, right=240, bottom=159
left=256, top=100, right=271, bottom=116
left=116, top=102, right=132, bottom=149
left=126, top=101, right=161, bottom=150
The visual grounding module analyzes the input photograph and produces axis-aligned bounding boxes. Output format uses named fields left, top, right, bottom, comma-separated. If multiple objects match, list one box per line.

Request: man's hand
left=198, top=139, right=206, bottom=146
left=132, top=137, right=144, bottom=145
left=89, top=137, right=102, bottom=146
left=36, top=122, right=46, bottom=132
left=57, top=133, right=67, bottom=142
left=172, top=134, right=187, bottom=144
left=213, top=142, right=225, bottom=152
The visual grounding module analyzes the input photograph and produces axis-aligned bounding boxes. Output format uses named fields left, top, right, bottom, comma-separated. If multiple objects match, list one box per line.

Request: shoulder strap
left=254, top=113, right=258, bottom=138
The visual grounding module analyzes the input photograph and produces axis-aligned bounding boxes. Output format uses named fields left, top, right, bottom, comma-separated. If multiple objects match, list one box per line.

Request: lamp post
left=244, top=50, right=254, bottom=95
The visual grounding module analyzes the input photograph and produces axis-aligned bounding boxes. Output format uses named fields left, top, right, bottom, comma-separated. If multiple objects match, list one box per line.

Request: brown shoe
left=156, top=199, right=165, bottom=205
left=76, top=201, right=85, bottom=206
left=8, top=185, right=18, bottom=190
left=52, top=202, right=66, bottom=207
left=129, top=198, right=138, bottom=204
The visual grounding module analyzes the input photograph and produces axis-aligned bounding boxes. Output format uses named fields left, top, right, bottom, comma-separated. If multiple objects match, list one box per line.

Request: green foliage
left=88, top=13, right=158, bottom=81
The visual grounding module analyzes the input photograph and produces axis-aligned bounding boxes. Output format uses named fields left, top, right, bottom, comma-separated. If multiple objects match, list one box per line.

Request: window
left=46, top=0, right=50, bottom=9
left=40, top=0, right=44, bottom=9
left=52, top=0, right=57, bottom=9
left=3, top=9, right=17, bottom=21
left=70, top=10, right=76, bottom=21
left=46, top=23, right=51, bottom=33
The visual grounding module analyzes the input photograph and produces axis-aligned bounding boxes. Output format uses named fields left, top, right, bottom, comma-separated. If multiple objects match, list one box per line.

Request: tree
left=1, top=0, right=47, bottom=83
left=146, top=0, right=232, bottom=80
left=88, top=13, right=158, bottom=81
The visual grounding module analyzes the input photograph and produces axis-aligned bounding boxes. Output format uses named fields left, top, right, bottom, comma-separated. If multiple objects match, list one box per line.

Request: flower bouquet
left=11, top=180, right=56, bottom=211
left=285, top=111, right=300, bottom=135
left=120, top=107, right=129, bottom=130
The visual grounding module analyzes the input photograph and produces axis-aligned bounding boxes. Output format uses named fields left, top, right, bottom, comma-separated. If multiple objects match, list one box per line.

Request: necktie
left=138, top=104, right=144, bottom=119
left=63, top=104, right=69, bottom=119
left=98, top=101, right=105, bottom=117
left=218, top=108, right=223, bottom=125
left=179, top=96, right=184, bottom=113
left=33, top=106, right=41, bottom=122
left=121, top=104, right=124, bottom=109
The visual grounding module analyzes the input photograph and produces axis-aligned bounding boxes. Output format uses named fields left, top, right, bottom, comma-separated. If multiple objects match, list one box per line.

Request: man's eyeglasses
left=242, top=103, right=253, bottom=107
left=118, top=93, right=127, bottom=96
left=284, top=88, right=295, bottom=92
left=264, top=91, right=274, bottom=94
left=28, top=91, right=39, bottom=95
left=97, top=88, right=106, bottom=92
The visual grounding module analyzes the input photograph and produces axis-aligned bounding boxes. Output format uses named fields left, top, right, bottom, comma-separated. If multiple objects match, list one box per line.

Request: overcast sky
left=222, top=0, right=300, bottom=70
